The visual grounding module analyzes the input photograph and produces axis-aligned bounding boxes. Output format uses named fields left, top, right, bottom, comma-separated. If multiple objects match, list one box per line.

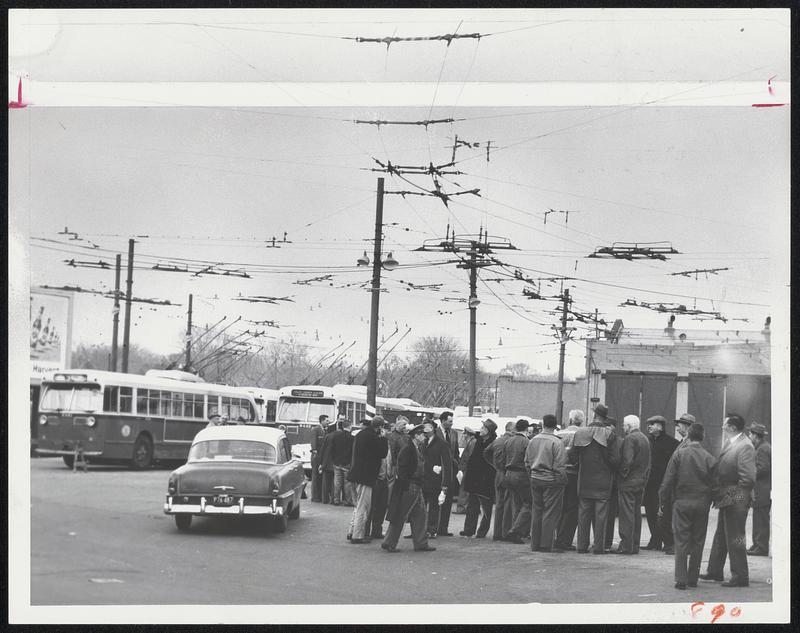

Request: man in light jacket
left=700, top=413, right=756, bottom=587
left=525, top=414, right=568, bottom=552
left=483, top=420, right=516, bottom=541
left=614, top=415, right=651, bottom=554
left=747, top=423, right=771, bottom=556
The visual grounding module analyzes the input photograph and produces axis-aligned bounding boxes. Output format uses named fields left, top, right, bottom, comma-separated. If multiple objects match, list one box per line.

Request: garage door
left=687, top=375, right=726, bottom=456
left=604, top=372, right=677, bottom=434
left=725, top=375, right=771, bottom=435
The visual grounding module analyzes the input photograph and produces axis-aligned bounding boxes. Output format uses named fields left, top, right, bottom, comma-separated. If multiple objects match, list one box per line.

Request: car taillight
left=168, top=474, right=178, bottom=494
left=39, top=415, right=47, bottom=426
left=270, top=482, right=280, bottom=496
left=86, top=416, right=96, bottom=427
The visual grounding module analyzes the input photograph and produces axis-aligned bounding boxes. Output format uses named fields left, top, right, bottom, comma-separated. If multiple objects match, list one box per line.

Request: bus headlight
left=86, top=416, right=96, bottom=427
left=39, top=415, right=47, bottom=426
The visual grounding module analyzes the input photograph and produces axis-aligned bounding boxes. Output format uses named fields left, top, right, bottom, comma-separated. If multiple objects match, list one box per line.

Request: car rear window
left=189, top=440, right=277, bottom=463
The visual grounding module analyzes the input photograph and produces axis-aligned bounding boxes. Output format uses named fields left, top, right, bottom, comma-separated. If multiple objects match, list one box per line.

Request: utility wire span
left=353, top=118, right=462, bottom=127
left=345, top=32, right=482, bottom=46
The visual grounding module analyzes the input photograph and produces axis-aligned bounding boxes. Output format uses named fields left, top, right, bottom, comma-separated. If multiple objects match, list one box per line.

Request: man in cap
left=573, top=404, right=620, bottom=554
left=205, top=412, right=222, bottom=429
left=554, top=409, right=584, bottom=550
left=659, top=423, right=716, bottom=589
left=525, top=414, right=568, bottom=552
left=368, top=420, right=392, bottom=539
left=483, top=420, right=516, bottom=541
left=700, top=414, right=756, bottom=587
left=643, top=415, right=679, bottom=553
left=459, top=419, right=498, bottom=538
left=310, top=414, right=330, bottom=502
left=382, top=424, right=436, bottom=552
left=503, top=418, right=534, bottom=544
left=747, top=422, right=771, bottom=556
left=613, top=415, right=651, bottom=554
left=674, top=413, right=696, bottom=450
left=346, top=416, right=389, bottom=544
left=421, top=418, right=453, bottom=539
left=436, top=410, right=460, bottom=536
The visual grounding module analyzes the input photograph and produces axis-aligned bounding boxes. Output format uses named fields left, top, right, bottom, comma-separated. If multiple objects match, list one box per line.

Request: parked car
left=163, top=424, right=306, bottom=534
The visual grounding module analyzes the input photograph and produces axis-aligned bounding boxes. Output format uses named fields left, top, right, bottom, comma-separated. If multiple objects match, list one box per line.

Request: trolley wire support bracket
left=587, top=241, right=680, bottom=261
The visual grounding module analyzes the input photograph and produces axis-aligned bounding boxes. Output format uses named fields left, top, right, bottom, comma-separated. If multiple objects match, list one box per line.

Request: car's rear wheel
left=175, top=514, right=192, bottom=531
left=288, top=501, right=300, bottom=520
left=131, top=434, right=154, bottom=470
left=271, top=513, right=288, bottom=533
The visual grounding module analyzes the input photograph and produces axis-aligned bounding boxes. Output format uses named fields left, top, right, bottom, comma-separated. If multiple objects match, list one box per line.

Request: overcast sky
left=9, top=8, right=791, bottom=380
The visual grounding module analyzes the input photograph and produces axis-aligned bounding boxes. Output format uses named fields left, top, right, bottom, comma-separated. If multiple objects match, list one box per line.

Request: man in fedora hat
left=572, top=403, right=620, bottom=554
left=382, top=424, right=436, bottom=553
left=674, top=413, right=696, bottom=450
left=643, top=415, right=679, bottom=553
left=747, top=422, right=771, bottom=556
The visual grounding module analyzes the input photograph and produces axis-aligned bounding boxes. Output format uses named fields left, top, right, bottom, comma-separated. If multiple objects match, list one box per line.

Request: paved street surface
left=30, top=458, right=772, bottom=606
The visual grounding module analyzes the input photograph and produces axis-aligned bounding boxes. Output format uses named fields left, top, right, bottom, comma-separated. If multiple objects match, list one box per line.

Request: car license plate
left=213, top=494, right=234, bottom=506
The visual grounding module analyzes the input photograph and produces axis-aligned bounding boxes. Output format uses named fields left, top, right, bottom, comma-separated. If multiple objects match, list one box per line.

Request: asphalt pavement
left=29, top=458, right=773, bottom=606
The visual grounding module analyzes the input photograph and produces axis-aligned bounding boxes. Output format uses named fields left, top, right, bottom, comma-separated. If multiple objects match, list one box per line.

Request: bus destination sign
left=291, top=389, right=325, bottom=398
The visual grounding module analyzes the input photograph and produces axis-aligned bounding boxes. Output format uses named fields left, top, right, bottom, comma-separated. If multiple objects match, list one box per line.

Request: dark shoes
left=699, top=573, right=724, bottom=582
left=381, top=543, right=399, bottom=553
left=426, top=531, right=438, bottom=539
left=721, top=579, right=749, bottom=587
left=350, top=538, right=371, bottom=544
left=687, top=582, right=697, bottom=588
left=663, top=547, right=675, bottom=555
left=505, top=534, right=524, bottom=544
left=577, top=549, right=589, bottom=554
left=475, top=533, right=487, bottom=539
left=612, top=548, right=633, bottom=555
left=642, top=543, right=661, bottom=551
left=415, top=546, right=436, bottom=552
left=674, top=582, right=687, bottom=590
left=459, top=531, right=474, bottom=537
left=748, top=549, right=769, bottom=556
left=439, top=532, right=454, bottom=537
left=371, top=533, right=385, bottom=539
left=556, top=543, right=576, bottom=551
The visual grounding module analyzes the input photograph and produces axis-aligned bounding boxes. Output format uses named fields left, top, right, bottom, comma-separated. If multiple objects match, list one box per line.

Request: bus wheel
left=62, top=455, right=75, bottom=469
left=175, top=514, right=192, bottom=531
left=288, top=501, right=300, bottom=520
left=271, top=513, right=288, bottom=533
left=131, top=435, right=154, bottom=469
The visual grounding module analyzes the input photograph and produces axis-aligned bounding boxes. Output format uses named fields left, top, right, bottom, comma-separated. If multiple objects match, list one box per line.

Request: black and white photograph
left=7, top=7, right=791, bottom=624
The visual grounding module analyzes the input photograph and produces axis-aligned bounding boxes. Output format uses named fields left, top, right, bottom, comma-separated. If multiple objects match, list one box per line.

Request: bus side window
left=238, top=399, right=254, bottom=422
left=148, top=390, right=161, bottom=416
left=136, top=389, right=148, bottom=415
left=160, top=391, right=172, bottom=416
left=208, top=396, right=219, bottom=418
left=119, top=387, right=133, bottom=413
left=193, top=394, right=204, bottom=418
left=171, top=392, right=184, bottom=418
left=221, top=396, right=232, bottom=419
left=266, top=400, right=277, bottom=423
left=103, top=386, right=119, bottom=413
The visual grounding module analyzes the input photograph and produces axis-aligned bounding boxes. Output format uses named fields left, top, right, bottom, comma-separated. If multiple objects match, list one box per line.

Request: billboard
left=30, top=288, right=73, bottom=377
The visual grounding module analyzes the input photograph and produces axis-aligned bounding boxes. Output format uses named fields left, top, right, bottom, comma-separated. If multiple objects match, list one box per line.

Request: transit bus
left=275, top=384, right=434, bottom=476
left=35, top=369, right=259, bottom=469
left=237, top=387, right=279, bottom=423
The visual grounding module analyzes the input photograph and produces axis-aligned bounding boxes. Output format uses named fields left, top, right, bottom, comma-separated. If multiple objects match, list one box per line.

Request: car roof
left=193, top=424, right=285, bottom=445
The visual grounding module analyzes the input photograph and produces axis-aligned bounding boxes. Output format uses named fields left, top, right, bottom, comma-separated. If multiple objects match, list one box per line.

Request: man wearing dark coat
left=318, top=423, right=336, bottom=504
left=459, top=419, right=497, bottom=538
left=701, top=414, right=756, bottom=587
left=421, top=419, right=453, bottom=538
left=643, top=415, right=680, bottom=552
left=382, top=424, right=436, bottom=553
left=573, top=404, right=620, bottom=554
left=659, top=423, right=716, bottom=590
left=310, top=414, right=329, bottom=502
left=435, top=410, right=460, bottom=536
left=747, top=423, right=771, bottom=556
left=483, top=420, right=515, bottom=541
left=554, top=409, right=584, bottom=550
left=346, top=416, right=389, bottom=544
left=614, top=415, right=651, bottom=554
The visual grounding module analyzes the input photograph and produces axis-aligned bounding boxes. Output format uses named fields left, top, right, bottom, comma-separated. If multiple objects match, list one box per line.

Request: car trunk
left=176, top=461, right=281, bottom=495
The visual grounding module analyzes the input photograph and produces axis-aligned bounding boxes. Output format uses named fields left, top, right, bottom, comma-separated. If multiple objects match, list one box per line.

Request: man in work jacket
left=614, top=415, right=651, bottom=554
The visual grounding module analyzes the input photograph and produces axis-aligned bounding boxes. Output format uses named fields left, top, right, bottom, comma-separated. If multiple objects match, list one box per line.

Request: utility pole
left=416, top=231, right=517, bottom=416
left=110, top=253, right=121, bottom=371
left=121, top=239, right=135, bottom=373
left=184, top=293, right=193, bottom=371
left=468, top=250, right=478, bottom=415
left=555, top=288, right=570, bottom=428
left=366, top=177, right=385, bottom=419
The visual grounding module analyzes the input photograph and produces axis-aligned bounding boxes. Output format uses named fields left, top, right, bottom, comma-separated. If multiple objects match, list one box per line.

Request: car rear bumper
left=163, top=496, right=285, bottom=515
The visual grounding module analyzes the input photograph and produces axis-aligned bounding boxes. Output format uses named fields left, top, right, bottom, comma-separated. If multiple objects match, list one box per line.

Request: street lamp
left=495, top=369, right=513, bottom=414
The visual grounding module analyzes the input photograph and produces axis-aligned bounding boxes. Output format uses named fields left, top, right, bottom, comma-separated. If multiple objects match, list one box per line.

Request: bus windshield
left=277, top=397, right=336, bottom=423
left=40, top=384, right=103, bottom=412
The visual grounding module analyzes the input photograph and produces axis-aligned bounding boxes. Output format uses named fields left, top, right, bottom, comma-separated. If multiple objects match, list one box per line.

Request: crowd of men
left=303, top=405, right=771, bottom=591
